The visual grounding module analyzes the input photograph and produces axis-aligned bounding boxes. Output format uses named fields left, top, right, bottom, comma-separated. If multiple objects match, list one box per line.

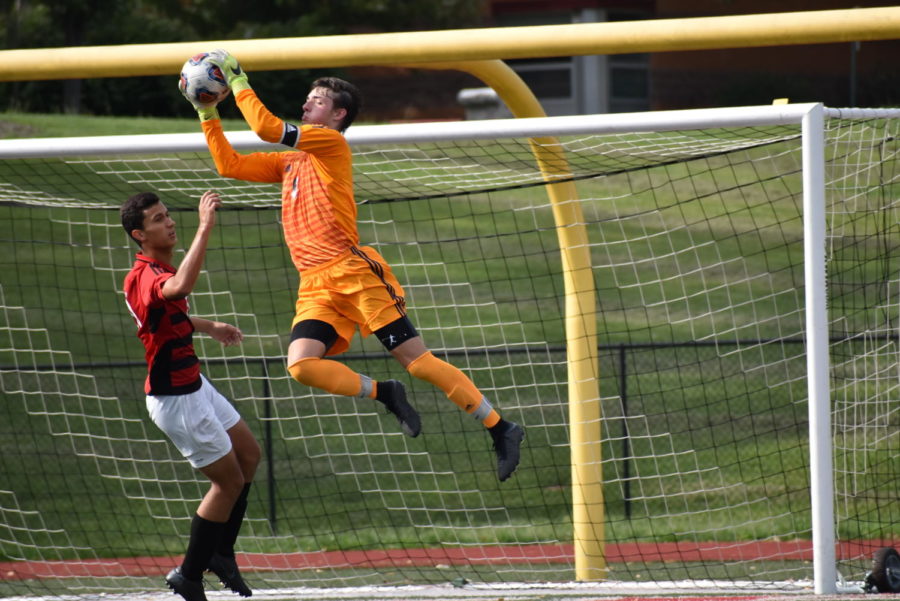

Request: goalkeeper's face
left=301, top=86, right=347, bottom=130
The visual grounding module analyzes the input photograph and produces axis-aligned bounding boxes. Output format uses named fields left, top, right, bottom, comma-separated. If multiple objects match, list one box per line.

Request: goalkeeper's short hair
left=312, top=76, right=361, bottom=132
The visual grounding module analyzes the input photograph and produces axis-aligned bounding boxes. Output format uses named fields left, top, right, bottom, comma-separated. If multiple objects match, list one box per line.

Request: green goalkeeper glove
left=207, top=49, right=252, bottom=94
left=178, top=76, right=220, bottom=122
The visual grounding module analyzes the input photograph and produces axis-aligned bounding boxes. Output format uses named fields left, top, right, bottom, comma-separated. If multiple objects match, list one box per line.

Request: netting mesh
left=0, top=111, right=897, bottom=598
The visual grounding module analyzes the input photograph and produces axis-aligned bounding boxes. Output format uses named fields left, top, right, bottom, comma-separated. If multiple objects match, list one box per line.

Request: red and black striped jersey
left=123, top=253, right=201, bottom=395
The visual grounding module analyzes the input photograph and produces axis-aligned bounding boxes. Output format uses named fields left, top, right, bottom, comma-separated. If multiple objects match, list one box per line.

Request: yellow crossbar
left=0, top=7, right=899, bottom=81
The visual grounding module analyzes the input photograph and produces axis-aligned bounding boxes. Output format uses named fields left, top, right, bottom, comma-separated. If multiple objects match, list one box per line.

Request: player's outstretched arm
left=191, top=317, right=243, bottom=346
left=162, top=190, right=220, bottom=300
left=206, top=50, right=291, bottom=145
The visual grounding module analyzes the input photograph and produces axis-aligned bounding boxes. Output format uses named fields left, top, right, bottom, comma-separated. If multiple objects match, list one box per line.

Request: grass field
left=0, top=111, right=898, bottom=599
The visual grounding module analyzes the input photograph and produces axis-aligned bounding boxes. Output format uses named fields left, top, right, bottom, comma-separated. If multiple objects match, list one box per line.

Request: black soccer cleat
left=490, top=420, right=525, bottom=482
left=377, top=379, right=421, bottom=437
left=166, top=567, right=207, bottom=601
left=207, top=552, right=252, bottom=597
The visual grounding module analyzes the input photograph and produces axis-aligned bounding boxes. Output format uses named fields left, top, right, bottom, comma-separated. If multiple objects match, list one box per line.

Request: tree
left=0, top=0, right=484, bottom=116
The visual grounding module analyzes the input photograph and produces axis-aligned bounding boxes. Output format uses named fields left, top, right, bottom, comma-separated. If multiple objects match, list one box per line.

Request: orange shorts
left=292, top=246, right=407, bottom=356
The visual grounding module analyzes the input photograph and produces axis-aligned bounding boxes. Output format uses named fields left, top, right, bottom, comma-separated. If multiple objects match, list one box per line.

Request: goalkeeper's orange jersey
left=202, top=89, right=357, bottom=272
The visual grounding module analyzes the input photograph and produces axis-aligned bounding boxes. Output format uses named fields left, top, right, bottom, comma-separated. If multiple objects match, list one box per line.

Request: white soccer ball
left=178, top=52, right=230, bottom=108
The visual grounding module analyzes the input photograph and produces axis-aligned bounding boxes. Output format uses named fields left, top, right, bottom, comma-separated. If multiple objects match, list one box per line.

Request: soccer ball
left=178, top=53, right=230, bottom=108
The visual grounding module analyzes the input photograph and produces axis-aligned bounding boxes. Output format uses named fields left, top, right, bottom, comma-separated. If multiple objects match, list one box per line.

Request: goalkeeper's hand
left=178, top=77, right=220, bottom=122
left=207, top=49, right=252, bottom=93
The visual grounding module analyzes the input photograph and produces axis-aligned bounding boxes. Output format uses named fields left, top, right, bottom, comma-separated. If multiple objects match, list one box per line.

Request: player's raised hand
left=207, top=49, right=252, bottom=93
left=198, top=190, right=221, bottom=229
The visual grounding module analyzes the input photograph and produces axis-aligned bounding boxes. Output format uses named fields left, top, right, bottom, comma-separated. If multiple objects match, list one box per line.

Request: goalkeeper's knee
left=286, top=358, right=306, bottom=384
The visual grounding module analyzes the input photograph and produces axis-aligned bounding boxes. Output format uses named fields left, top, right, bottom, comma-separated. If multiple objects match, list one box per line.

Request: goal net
left=0, top=104, right=897, bottom=598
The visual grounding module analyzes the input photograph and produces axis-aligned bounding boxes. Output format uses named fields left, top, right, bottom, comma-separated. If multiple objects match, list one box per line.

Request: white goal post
left=0, top=103, right=898, bottom=599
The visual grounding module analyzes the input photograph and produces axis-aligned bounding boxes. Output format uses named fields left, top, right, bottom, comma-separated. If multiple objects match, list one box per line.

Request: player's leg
left=205, top=388, right=260, bottom=555
left=218, top=421, right=259, bottom=555
left=286, top=318, right=376, bottom=396
left=164, top=451, right=244, bottom=601
left=285, top=260, right=378, bottom=397
left=286, top=319, right=421, bottom=436
left=172, top=451, right=244, bottom=592
left=167, top=450, right=244, bottom=601
left=287, top=246, right=427, bottom=436
left=383, top=319, right=525, bottom=482
left=149, top=381, right=247, bottom=601
left=196, top=451, right=245, bottom=528
left=208, top=419, right=260, bottom=597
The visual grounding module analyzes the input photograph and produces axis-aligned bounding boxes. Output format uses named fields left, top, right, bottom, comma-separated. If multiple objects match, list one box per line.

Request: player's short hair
left=312, top=76, right=361, bottom=133
left=121, top=191, right=160, bottom=247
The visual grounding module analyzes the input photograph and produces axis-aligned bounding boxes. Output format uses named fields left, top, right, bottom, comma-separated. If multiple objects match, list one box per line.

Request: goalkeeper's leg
left=378, top=317, right=524, bottom=482
left=286, top=320, right=421, bottom=437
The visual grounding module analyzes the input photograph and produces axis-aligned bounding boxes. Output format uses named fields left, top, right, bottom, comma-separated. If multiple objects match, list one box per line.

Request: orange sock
left=287, top=357, right=377, bottom=399
left=406, top=351, right=500, bottom=427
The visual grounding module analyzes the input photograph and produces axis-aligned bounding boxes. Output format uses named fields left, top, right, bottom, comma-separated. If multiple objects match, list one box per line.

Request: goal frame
left=0, top=101, right=874, bottom=594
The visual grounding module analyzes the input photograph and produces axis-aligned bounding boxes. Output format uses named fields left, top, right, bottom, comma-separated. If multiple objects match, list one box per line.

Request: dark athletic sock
left=217, top=483, right=251, bottom=557
left=181, top=513, right=225, bottom=580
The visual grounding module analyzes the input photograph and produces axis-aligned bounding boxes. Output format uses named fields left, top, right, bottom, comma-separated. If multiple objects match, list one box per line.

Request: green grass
left=0, top=110, right=250, bottom=138
left=0, top=112, right=898, bottom=593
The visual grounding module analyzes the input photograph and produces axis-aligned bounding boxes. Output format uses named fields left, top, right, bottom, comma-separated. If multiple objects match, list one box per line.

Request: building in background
left=355, top=1, right=900, bottom=121
left=486, top=0, right=900, bottom=116
left=651, top=0, right=900, bottom=110
left=488, top=0, right=652, bottom=116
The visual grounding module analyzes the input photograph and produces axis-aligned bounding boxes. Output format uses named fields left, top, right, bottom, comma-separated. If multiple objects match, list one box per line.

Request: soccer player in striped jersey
left=121, top=190, right=260, bottom=601
left=183, top=50, right=524, bottom=482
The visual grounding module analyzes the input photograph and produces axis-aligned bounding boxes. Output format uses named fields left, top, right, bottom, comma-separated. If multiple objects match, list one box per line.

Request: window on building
left=493, top=7, right=650, bottom=116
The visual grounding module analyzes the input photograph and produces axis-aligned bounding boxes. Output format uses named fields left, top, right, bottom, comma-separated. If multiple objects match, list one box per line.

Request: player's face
left=138, top=201, right=176, bottom=249
left=301, top=86, right=346, bottom=130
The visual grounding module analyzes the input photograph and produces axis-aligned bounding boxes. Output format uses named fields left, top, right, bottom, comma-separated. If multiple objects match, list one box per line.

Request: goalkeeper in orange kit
left=182, top=50, right=524, bottom=481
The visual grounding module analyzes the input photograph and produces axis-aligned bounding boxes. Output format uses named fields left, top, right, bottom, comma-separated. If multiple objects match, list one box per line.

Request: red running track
left=1, top=540, right=894, bottom=580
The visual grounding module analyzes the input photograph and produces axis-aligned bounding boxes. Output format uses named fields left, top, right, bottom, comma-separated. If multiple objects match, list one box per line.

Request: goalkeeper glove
left=207, top=49, right=252, bottom=94
left=178, top=77, right=220, bottom=122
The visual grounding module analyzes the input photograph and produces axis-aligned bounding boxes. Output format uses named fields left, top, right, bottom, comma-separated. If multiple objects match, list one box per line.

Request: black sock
left=217, top=483, right=252, bottom=558
left=489, top=418, right=508, bottom=433
left=375, top=380, right=394, bottom=404
left=181, top=513, right=225, bottom=580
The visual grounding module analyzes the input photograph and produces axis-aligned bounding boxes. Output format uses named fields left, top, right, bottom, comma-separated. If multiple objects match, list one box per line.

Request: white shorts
left=146, top=375, right=241, bottom=469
